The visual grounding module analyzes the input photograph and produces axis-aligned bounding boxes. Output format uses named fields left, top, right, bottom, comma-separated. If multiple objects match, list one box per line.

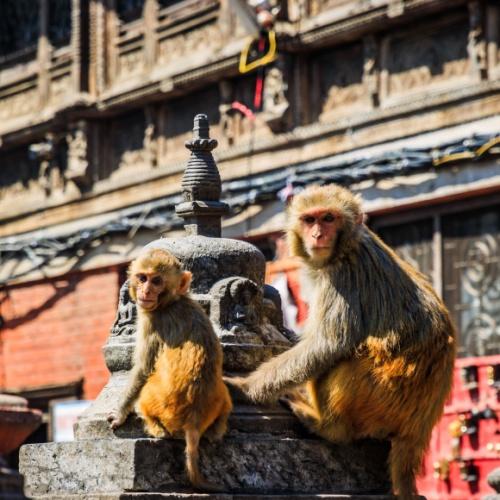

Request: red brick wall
left=0, top=267, right=121, bottom=400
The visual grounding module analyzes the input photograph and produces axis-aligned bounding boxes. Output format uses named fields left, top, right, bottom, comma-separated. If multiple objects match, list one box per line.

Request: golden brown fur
left=227, top=184, right=456, bottom=499
left=108, top=249, right=232, bottom=490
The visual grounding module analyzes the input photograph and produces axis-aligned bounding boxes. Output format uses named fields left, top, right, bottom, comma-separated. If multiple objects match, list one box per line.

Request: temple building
left=0, top=0, right=499, bottom=498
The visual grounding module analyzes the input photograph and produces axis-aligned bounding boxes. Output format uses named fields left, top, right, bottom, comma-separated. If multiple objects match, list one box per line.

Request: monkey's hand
left=223, top=376, right=249, bottom=392
left=245, top=375, right=280, bottom=404
left=224, top=375, right=277, bottom=404
left=107, top=410, right=127, bottom=430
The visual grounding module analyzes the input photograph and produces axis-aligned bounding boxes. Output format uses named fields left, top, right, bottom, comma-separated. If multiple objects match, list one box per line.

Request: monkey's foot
left=107, top=411, right=127, bottom=430
left=279, top=391, right=305, bottom=410
left=191, top=480, right=225, bottom=493
left=143, top=418, right=168, bottom=438
left=279, top=394, right=320, bottom=434
left=279, top=397, right=304, bottom=420
left=203, top=425, right=226, bottom=443
left=146, top=427, right=167, bottom=438
left=279, top=393, right=293, bottom=410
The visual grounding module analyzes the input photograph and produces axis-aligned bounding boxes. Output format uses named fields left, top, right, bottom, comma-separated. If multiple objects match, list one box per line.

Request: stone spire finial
left=175, top=114, right=229, bottom=237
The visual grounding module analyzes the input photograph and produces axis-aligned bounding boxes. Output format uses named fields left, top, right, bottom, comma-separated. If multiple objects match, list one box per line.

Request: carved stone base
left=20, top=372, right=393, bottom=498
left=20, top=436, right=391, bottom=498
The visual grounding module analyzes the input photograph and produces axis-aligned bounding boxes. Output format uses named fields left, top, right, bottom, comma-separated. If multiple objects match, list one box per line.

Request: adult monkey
left=226, top=184, right=456, bottom=499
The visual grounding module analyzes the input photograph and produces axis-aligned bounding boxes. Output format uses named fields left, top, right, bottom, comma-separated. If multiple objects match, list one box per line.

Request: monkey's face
left=129, top=250, right=192, bottom=311
left=133, top=272, right=165, bottom=311
left=299, top=208, right=339, bottom=263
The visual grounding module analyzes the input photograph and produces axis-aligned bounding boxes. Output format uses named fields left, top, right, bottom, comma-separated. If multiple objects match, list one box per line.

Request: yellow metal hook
left=238, top=30, right=277, bottom=74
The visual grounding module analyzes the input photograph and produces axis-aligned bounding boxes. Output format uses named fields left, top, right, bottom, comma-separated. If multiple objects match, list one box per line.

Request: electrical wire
left=0, top=132, right=498, bottom=286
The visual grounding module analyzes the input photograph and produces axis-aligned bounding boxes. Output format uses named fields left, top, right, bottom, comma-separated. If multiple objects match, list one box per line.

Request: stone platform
left=20, top=435, right=391, bottom=499
left=20, top=373, right=393, bottom=499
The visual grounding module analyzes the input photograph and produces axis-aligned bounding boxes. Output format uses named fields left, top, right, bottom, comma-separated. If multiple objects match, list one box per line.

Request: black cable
left=0, top=132, right=498, bottom=285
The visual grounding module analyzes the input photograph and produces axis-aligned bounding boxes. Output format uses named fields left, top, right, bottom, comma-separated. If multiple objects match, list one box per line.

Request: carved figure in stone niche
left=29, top=135, right=64, bottom=197
left=363, top=35, right=379, bottom=105
left=110, top=281, right=137, bottom=338
left=210, top=277, right=290, bottom=345
left=143, top=123, right=158, bottom=167
left=262, top=284, right=296, bottom=343
left=66, top=125, right=91, bottom=190
left=118, top=122, right=158, bottom=171
left=210, top=277, right=264, bottom=344
left=262, top=66, right=289, bottom=131
left=39, top=159, right=52, bottom=195
left=468, top=0, right=487, bottom=79
left=108, top=249, right=232, bottom=491
left=218, top=80, right=236, bottom=146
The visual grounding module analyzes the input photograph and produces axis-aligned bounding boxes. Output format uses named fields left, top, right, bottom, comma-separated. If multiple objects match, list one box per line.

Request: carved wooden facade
left=1, top=0, right=500, bottom=238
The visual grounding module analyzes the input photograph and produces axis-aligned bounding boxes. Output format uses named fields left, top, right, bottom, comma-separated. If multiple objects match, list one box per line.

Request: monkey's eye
left=151, top=276, right=163, bottom=287
left=322, top=213, right=335, bottom=223
left=137, top=274, right=147, bottom=283
left=302, top=215, right=316, bottom=225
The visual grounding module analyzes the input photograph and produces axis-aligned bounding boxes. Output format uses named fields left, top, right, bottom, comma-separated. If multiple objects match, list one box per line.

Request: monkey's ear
left=178, top=271, right=192, bottom=295
left=128, top=280, right=137, bottom=303
left=356, top=212, right=364, bottom=225
left=287, top=229, right=308, bottom=260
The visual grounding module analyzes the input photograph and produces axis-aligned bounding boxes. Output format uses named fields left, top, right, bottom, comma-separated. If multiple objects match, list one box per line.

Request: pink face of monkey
left=299, top=208, right=340, bottom=263
left=131, top=268, right=192, bottom=311
left=129, top=250, right=193, bottom=311
left=133, top=272, right=166, bottom=311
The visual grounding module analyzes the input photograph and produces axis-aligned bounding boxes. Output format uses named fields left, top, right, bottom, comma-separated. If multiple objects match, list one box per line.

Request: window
left=372, top=201, right=500, bottom=358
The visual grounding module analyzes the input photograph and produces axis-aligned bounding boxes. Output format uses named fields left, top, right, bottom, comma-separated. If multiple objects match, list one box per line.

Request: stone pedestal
left=19, top=115, right=394, bottom=499
left=21, top=436, right=391, bottom=498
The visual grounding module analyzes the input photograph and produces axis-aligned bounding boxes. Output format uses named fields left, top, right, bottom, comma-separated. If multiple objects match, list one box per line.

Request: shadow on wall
left=1, top=278, right=77, bottom=329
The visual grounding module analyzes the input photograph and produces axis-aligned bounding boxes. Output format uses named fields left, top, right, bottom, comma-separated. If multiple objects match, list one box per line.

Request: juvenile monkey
left=108, top=248, right=232, bottom=490
left=227, top=184, right=456, bottom=499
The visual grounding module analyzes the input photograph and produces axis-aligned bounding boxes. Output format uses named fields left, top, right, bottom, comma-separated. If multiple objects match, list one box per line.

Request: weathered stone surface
left=220, top=344, right=288, bottom=372
left=144, top=237, right=266, bottom=294
left=20, top=437, right=391, bottom=498
left=73, top=371, right=303, bottom=441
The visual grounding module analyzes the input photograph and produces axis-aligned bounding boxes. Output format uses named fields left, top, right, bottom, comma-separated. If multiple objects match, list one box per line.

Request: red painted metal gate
left=418, top=355, right=500, bottom=499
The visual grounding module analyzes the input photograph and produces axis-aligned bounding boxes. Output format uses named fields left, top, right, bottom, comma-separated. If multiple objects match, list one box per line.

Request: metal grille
left=442, top=206, right=500, bottom=357
left=374, top=204, right=500, bottom=358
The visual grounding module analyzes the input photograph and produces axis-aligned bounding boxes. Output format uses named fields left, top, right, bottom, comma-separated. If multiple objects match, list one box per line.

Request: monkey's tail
left=389, top=436, right=424, bottom=500
left=185, top=428, right=224, bottom=492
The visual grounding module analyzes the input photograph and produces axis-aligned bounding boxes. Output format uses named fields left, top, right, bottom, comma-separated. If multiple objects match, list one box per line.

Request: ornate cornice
left=295, top=0, right=464, bottom=49
left=0, top=0, right=464, bottom=140
left=1, top=81, right=500, bottom=237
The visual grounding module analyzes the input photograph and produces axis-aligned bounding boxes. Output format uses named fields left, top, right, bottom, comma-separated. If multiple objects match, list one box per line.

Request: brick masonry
left=0, top=267, right=122, bottom=399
